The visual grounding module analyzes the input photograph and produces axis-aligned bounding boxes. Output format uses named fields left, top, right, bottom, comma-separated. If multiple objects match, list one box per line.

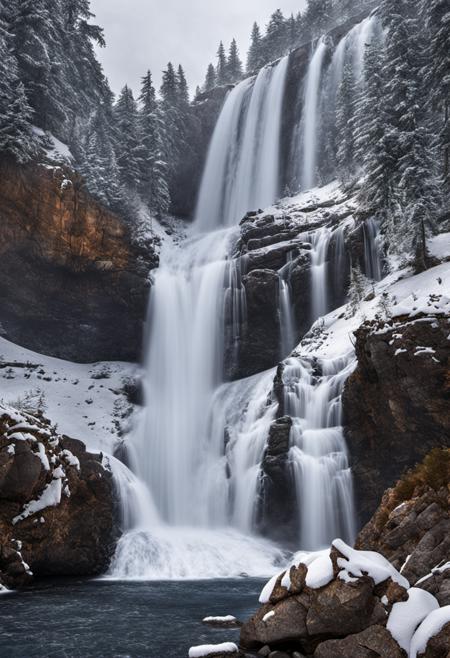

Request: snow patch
left=13, top=477, right=62, bottom=524
left=410, top=606, right=450, bottom=658
left=387, top=587, right=439, bottom=652
left=188, top=643, right=238, bottom=657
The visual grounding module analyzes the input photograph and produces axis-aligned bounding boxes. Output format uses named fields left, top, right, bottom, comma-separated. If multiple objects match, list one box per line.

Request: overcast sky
left=90, top=0, right=306, bottom=98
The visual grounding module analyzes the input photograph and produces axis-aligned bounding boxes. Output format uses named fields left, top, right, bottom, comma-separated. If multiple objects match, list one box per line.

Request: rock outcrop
left=239, top=539, right=449, bottom=658
left=356, top=448, right=450, bottom=606
left=343, top=314, right=450, bottom=524
left=0, top=159, right=158, bottom=363
left=240, top=540, right=406, bottom=657
left=0, top=403, right=117, bottom=589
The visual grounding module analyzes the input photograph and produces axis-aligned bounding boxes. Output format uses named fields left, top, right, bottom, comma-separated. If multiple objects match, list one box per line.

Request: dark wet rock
left=343, top=316, right=450, bottom=524
left=240, top=596, right=309, bottom=649
left=313, top=625, right=403, bottom=658
left=306, top=577, right=378, bottom=637
left=237, top=269, right=281, bottom=378
left=259, top=417, right=298, bottom=546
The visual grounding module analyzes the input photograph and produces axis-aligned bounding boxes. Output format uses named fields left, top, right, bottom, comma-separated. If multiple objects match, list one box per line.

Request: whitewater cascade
left=110, top=57, right=290, bottom=579
left=300, top=38, right=327, bottom=191
left=109, top=13, right=383, bottom=579
left=283, top=354, right=356, bottom=549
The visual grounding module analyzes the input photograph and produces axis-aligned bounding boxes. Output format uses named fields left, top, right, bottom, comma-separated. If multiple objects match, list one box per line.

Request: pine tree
left=176, top=65, right=190, bottom=106
left=381, top=0, right=439, bottom=260
left=114, top=85, right=142, bottom=190
left=356, top=35, right=395, bottom=223
left=226, top=39, right=243, bottom=83
left=286, top=14, right=298, bottom=51
left=304, top=0, right=333, bottom=37
left=336, top=61, right=356, bottom=181
left=138, top=70, right=170, bottom=216
left=247, top=22, right=264, bottom=73
left=203, top=63, right=216, bottom=92
left=346, top=264, right=369, bottom=317
left=264, top=9, right=287, bottom=61
left=216, top=41, right=227, bottom=86
left=0, top=2, right=38, bottom=162
left=424, top=0, right=450, bottom=189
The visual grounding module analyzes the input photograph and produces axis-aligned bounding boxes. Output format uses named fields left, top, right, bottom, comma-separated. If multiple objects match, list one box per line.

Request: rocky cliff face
left=343, top=314, right=450, bottom=524
left=0, top=403, right=118, bottom=589
left=0, top=159, right=158, bottom=363
left=356, top=448, right=450, bottom=606
left=227, top=191, right=356, bottom=380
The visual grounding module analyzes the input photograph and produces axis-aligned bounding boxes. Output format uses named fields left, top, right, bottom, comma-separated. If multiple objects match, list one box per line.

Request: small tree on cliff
left=346, top=264, right=370, bottom=317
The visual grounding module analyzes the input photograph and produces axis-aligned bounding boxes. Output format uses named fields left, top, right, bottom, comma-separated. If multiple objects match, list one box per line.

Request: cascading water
left=278, top=253, right=296, bottom=359
left=363, top=217, right=383, bottom=281
left=300, top=38, right=328, bottom=191
left=309, top=227, right=333, bottom=322
left=283, top=354, right=356, bottom=549
left=109, top=13, right=384, bottom=578
left=110, top=57, right=290, bottom=579
left=196, top=56, right=289, bottom=233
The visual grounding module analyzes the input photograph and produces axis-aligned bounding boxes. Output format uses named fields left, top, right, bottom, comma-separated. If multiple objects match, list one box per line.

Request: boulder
left=240, top=595, right=309, bottom=649
left=313, top=625, right=403, bottom=658
left=0, top=404, right=118, bottom=585
left=306, top=577, right=379, bottom=637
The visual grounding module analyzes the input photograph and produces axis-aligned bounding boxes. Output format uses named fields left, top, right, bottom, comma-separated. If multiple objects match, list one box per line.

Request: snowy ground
left=0, top=337, right=138, bottom=456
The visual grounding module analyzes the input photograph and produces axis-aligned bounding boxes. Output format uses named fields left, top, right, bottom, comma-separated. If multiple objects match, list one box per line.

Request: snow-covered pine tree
left=203, top=63, right=216, bottom=92
left=304, top=0, right=333, bottom=37
left=423, top=0, right=450, bottom=191
left=346, top=264, right=370, bottom=317
left=286, top=14, right=298, bottom=51
left=356, top=32, right=395, bottom=225
left=114, top=85, right=142, bottom=191
left=264, top=9, right=287, bottom=62
left=381, top=0, right=439, bottom=263
left=336, top=61, right=356, bottom=182
left=216, top=42, right=228, bottom=86
left=176, top=65, right=190, bottom=107
left=8, top=0, right=67, bottom=132
left=247, top=22, right=264, bottom=74
left=226, top=39, right=243, bottom=84
left=0, top=2, right=38, bottom=162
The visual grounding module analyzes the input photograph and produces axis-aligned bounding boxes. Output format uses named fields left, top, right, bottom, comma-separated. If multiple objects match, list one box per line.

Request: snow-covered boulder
left=0, top=403, right=117, bottom=586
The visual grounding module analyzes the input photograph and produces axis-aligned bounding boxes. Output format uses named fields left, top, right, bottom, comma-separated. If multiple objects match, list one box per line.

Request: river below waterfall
left=0, top=578, right=264, bottom=657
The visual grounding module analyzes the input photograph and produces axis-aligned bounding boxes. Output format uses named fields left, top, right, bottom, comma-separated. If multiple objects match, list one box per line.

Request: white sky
left=90, top=0, right=306, bottom=97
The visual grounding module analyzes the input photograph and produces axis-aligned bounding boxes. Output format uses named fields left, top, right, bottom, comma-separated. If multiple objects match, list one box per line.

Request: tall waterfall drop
left=108, top=10, right=381, bottom=578
left=110, top=57, right=291, bottom=579
left=300, top=38, right=327, bottom=191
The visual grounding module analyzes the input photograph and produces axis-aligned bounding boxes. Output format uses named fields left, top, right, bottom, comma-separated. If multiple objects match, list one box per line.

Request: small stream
left=0, top=578, right=264, bottom=657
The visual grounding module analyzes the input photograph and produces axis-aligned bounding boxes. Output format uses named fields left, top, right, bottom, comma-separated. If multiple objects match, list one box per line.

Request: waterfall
left=309, top=227, right=332, bottom=322
left=363, top=218, right=383, bottom=281
left=283, top=354, right=356, bottom=549
left=196, top=56, right=289, bottom=232
left=110, top=56, right=290, bottom=579
left=300, top=38, right=328, bottom=191
left=278, top=253, right=296, bottom=359
left=349, top=15, right=377, bottom=81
